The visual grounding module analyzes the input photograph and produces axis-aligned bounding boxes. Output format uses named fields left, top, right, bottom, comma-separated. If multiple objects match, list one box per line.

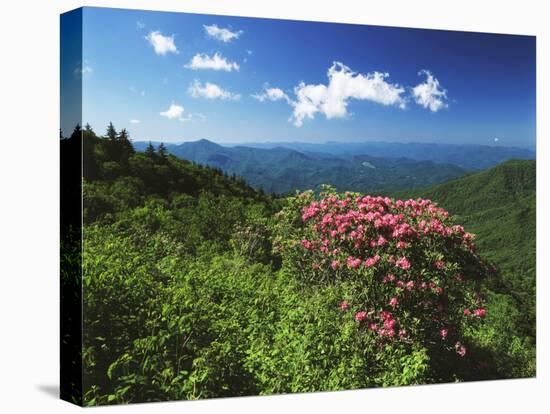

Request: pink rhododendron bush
left=273, top=188, right=493, bottom=378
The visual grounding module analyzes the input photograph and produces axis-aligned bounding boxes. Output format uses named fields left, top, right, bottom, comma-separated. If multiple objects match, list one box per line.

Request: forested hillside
left=64, top=123, right=535, bottom=406
left=241, top=141, right=535, bottom=170
left=396, top=160, right=536, bottom=372
left=135, top=139, right=468, bottom=194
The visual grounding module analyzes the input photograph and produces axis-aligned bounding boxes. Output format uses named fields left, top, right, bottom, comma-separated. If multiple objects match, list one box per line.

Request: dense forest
left=61, top=123, right=535, bottom=406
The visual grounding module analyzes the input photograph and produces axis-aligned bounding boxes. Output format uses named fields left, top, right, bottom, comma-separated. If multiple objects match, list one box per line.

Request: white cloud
left=204, top=24, right=243, bottom=42
left=289, top=62, right=406, bottom=127
left=130, top=119, right=141, bottom=124
left=188, top=80, right=241, bottom=101
left=411, top=70, right=448, bottom=112
left=160, top=102, right=185, bottom=119
left=252, top=85, right=290, bottom=103
left=136, top=21, right=145, bottom=30
left=184, top=53, right=239, bottom=72
left=146, top=31, right=178, bottom=55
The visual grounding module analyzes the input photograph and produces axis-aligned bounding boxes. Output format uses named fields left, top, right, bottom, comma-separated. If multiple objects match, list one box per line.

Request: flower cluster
left=281, top=190, right=491, bottom=357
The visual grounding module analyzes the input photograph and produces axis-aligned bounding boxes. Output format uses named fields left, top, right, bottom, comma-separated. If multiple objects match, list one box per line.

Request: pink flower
left=463, top=308, right=471, bottom=316
left=474, top=308, right=486, bottom=318
left=395, top=257, right=411, bottom=270
left=440, top=328, right=448, bottom=340
left=456, top=342, right=467, bottom=357
left=364, top=254, right=381, bottom=268
left=355, top=311, right=368, bottom=323
left=389, top=297, right=398, bottom=308
left=339, top=300, right=349, bottom=311
left=396, top=241, right=408, bottom=249
left=380, top=311, right=392, bottom=320
left=331, top=260, right=341, bottom=270
left=434, top=260, right=445, bottom=270
left=406, top=280, right=415, bottom=291
left=399, top=329, right=407, bottom=339
left=301, top=239, right=313, bottom=250
left=383, top=274, right=396, bottom=283
left=377, top=235, right=387, bottom=246
left=347, top=256, right=362, bottom=269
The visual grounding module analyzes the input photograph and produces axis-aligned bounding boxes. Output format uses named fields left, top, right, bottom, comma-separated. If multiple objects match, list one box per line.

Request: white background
left=0, top=0, right=548, bottom=412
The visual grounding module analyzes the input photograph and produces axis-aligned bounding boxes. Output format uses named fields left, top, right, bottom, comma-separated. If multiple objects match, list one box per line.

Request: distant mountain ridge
left=235, top=141, right=535, bottom=171
left=135, top=139, right=469, bottom=194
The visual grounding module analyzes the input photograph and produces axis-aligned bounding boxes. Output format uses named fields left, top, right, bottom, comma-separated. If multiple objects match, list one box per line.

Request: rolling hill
left=135, top=139, right=469, bottom=194
left=240, top=141, right=535, bottom=170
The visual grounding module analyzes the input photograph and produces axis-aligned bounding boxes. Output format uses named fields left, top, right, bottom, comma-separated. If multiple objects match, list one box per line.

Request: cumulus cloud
left=411, top=70, right=448, bottom=112
left=188, top=80, right=241, bottom=100
left=252, top=85, right=291, bottom=103
left=160, top=102, right=185, bottom=119
left=184, top=53, right=239, bottom=71
left=130, top=119, right=141, bottom=124
left=204, top=24, right=243, bottom=42
left=146, top=31, right=178, bottom=55
left=289, top=62, right=406, bottom=127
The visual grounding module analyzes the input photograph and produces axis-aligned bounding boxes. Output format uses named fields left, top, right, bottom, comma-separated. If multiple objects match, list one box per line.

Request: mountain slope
left=241, top=141, right=535, bottom=170
left=135, top=139, right=469, bottom=194
left=396, top=159, right=536, bottom=336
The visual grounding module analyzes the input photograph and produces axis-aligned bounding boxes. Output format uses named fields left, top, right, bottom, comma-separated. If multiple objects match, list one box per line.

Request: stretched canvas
left=60, top=6, right=536, bottom=406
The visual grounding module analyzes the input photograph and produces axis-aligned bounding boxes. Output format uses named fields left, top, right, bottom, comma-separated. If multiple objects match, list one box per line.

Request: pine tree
left=104, top=122, right=119, bottom=161
left=158, top=142, right=168, bottom=160
left=145, top=141, right=156, bottom=158
left=106, top=122, right=117, bottom=141
left=69, top=123, right=82, bottom=140
left=84, top=123, right=94, bottom=134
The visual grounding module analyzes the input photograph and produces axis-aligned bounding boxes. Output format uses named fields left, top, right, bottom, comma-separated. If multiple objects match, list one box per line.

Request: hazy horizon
left=127, top=136, right=536, bottom=150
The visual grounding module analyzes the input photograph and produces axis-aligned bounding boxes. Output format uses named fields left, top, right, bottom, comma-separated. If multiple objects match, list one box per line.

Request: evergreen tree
left=158, top=142, right=168, bottom=160
left=118, top=128, right=134, bottom=155
left=145, top=141, right=156, bottom=159
left=84, top=123, right=94, bottom=134
left=106, top=122, right=117, bottom=141
left=69, top=123, right=82, bottom=140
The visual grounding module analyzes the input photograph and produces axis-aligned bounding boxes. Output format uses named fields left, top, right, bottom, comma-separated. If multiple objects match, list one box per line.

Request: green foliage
left=76, top=124, right=535, bottom=405
left=396, top=159, right=536, bottom=378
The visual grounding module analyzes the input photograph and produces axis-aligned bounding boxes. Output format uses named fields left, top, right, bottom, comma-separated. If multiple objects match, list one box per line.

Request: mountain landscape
left=66, top=123, right=536, bottom=405
left=135, top=139, right=512, bottom=194
left=134, top=139, right=534, bottom=194
left=237, top=141, right=536, bottom=171
left=59, top=7, right=537, bottom=407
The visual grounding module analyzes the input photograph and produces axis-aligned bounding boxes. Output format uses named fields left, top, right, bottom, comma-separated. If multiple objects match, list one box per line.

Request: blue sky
left=71, top=7, right=535, bottom=148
